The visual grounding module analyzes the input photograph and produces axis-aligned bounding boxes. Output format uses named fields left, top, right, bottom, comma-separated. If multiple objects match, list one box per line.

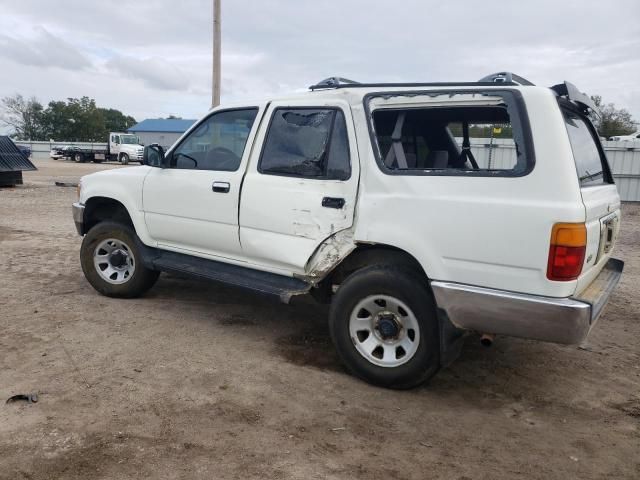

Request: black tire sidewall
left=329, top=266, right=440, bottom=389
left=80, top=222, right=158, bottom=298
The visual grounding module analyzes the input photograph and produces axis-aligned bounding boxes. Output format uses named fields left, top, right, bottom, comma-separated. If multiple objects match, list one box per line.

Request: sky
left=0, top=0, right=639, bottom=126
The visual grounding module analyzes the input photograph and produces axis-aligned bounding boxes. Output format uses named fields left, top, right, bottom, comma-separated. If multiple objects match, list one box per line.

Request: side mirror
left=143, top=144, right=166, bottom=167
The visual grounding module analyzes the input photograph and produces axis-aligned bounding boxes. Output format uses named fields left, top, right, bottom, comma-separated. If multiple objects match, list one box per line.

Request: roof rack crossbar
left=309, top=77, right=361, bottom=91
left=477, top=72, right=535, bottom=86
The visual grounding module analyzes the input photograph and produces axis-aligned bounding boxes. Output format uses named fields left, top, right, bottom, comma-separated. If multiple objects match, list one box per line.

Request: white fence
left=13, top=139, right=640, bottom=201
left=601, top=141, right=640, bottom=202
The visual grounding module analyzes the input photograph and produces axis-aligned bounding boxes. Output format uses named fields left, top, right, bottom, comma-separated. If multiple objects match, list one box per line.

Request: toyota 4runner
left=72, top=72, right=624, bottom=388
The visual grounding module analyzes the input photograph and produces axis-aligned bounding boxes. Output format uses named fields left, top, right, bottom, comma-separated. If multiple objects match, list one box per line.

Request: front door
left=143, top=107, right=262, bottom=259
left=239, top=100, right=359, bottom=273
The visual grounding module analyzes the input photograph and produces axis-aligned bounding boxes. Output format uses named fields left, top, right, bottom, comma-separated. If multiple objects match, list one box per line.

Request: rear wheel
left=80, top=222, right=159, bottom=298
left=329, top=265, right=440, bottom=389
left=74, top=152, right=85, bottom=163
left=120, top=153, right=129, bottom=165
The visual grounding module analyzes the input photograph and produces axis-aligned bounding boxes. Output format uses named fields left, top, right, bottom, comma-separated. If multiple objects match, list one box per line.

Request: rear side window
left=259, top=108, right=351, bottom=180
left=563, top=110, right=609, bottom=186
left=368, top=91, right=532, bottom=176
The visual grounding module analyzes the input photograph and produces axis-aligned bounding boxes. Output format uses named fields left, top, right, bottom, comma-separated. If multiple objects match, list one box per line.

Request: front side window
left=563, top=110, right=609, bottom=186
left=259, top=108, right=351, bottom=180
left=172, top=108, right=258, bottom=171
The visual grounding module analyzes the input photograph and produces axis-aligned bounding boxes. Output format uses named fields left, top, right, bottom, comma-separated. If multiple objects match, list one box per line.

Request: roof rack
left=308, top=72, right=538, bottom=91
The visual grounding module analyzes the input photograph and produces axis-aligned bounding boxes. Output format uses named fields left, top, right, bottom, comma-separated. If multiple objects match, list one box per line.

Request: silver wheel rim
left=93, top=238, right=135, bottom=285
left=349, top=295, right=420, bottom=368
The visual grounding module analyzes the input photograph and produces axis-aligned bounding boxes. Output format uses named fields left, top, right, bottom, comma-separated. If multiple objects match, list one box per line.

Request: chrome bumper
left=431, top=258, right=624, bottom=345
left=72, top=202, right=85, bottom=235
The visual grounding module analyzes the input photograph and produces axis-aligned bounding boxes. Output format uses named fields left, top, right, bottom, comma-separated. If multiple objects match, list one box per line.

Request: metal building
left=127, top=119, right=197, bottom=150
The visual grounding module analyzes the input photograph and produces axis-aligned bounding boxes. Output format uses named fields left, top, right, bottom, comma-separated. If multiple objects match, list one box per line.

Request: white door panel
left=143, top=106, right=264, bottom=259
left=143, top=169, right=242, bottom=257
left=240, top=100, right=359, bottom=272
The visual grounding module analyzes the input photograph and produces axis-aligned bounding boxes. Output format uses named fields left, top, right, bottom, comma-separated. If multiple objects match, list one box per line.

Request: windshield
left=120, top=135, right=140, bottom=145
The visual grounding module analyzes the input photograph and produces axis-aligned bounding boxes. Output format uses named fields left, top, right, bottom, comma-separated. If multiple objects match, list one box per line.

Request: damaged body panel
left=300, top=228, right=357, bottom=282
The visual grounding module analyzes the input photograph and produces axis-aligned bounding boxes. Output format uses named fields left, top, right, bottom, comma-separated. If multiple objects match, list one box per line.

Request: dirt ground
left=1, top=157, right=638, bottom=480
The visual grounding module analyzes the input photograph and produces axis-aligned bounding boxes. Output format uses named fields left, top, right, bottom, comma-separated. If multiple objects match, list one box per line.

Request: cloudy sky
left=1, top=0, right=639, bottom=124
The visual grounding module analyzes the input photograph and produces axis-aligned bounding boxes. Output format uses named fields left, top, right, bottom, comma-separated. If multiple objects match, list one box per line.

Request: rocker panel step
left=149, top=249, right=311, bottom=303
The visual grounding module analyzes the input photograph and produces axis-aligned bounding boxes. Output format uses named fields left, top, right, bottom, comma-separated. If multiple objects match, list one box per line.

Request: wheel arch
left=83, top=196, right=135, bottom=234
left=314, top=243, right=430, bottom=299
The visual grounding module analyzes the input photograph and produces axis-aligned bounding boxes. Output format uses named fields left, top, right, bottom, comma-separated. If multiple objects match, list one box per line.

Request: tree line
left=0, top=94, right=137, bottom=142
left=1, top=92, right=636, bottom=142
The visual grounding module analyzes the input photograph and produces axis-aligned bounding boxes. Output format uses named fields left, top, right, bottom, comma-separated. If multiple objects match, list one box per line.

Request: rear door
left=562, top=108, right=622, bottom=293
left=239, top=100, right=359, bottom=273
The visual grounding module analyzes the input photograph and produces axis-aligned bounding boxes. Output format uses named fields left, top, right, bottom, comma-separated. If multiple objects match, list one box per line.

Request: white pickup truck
left=51, top=132, right=144, bottom=164
left=72, top=72, right=624, bottom=388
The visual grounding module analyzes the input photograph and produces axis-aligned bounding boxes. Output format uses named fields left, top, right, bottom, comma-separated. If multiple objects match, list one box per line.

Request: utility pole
left=212, top=0, right=221, bottom=108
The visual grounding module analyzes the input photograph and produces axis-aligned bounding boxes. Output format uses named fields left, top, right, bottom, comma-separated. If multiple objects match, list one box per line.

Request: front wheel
left=120, top=153, right=129, bottom=165
left=329, top=265, right=440, bottom=389
left=80, top=222, right=159, bottom=298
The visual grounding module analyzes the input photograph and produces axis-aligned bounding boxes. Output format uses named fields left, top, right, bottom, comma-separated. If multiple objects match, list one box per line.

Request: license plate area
left=596, top=213, right=619, bottom=262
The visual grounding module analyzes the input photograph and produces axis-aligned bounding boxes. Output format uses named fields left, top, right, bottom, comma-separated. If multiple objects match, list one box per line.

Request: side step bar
left=139, top=245, right=311, bottom=303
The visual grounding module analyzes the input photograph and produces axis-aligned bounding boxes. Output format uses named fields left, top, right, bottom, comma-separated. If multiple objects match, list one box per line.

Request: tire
left=329, top=265, right=440, bottom=389
left=120, top=153, right=129, bottom=165
left=74, top=152, right=85, bottom=163
left=80, top=221, right=159, bottom=298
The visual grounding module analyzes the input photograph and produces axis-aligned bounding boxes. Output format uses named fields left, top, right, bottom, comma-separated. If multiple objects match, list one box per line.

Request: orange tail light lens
left=547, top=223, right=587, bottom=281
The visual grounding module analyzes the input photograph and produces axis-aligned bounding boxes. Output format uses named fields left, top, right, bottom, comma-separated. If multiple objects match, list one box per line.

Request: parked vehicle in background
left=72, top=72, right=624, bottom=389
left=50, top=133, right=144, bottom=164
left=16, top=145, right=31, bottom=158
left=609, top=131, right=640, bottom=141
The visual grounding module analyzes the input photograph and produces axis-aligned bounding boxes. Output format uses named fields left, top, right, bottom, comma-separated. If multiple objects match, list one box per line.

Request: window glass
left=172, top=108, right=258, bottom=171
left=563, top=110, right=607, bottom=186
left=372, top=106, right=522, bottom=172
left=260, top=108, right=351, bottom=180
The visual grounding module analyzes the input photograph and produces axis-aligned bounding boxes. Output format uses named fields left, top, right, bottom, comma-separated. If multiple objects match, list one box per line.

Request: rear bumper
left=431, top=258, right=624, bottom=345
left=72, top=202, right=84, bottom=235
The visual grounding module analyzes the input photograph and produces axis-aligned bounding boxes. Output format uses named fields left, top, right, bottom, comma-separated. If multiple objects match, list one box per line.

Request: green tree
left=100, top=108, right=137, bottom=136
left=591, top=95, right=637, bottom=138
left=0, top=94, right=46, bottom=140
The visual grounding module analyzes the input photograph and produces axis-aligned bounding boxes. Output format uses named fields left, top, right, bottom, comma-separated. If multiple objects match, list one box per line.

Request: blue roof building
left=128, top=118, right=197, bottom=149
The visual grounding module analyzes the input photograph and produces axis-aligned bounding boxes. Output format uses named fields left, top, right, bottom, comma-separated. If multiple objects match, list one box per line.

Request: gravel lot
left=1, top=158, right=639, bottom=479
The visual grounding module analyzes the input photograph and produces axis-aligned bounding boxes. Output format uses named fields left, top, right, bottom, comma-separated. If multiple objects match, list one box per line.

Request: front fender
left=79, top=167, right=156, bottom=246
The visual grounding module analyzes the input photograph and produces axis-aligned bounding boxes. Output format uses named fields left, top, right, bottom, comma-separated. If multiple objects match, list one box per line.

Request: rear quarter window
left=563, top=110, right=610, bottom=187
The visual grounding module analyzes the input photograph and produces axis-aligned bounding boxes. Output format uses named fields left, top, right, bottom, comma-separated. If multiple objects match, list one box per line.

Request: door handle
left=322, top=197, right=345, bottom=209
left=212, top=181, right=230, bottom=193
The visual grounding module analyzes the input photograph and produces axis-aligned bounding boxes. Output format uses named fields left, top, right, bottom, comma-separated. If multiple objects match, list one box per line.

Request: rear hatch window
left=562, top=110, right=612, bottom=186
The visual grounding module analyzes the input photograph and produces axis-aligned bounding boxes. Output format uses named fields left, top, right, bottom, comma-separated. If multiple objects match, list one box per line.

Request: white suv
left=72, top=73, right=623, bottom=388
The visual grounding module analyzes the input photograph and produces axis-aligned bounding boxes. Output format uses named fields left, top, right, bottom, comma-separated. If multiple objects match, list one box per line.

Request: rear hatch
left=561, top=106, right=621, bottom=294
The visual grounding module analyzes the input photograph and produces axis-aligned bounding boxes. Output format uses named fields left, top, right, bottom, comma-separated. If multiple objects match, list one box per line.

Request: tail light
left=547, top=223, right=587, bottom=281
